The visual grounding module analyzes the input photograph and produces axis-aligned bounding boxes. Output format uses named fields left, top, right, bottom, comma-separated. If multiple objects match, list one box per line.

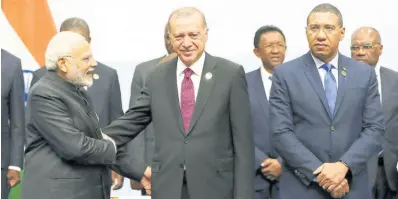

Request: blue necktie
left=322, top=63, right=337, bottom=117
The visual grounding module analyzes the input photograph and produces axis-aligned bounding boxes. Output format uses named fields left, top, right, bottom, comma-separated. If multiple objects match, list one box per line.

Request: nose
left=90, top=57, right=98, bottom=68
left=316, top=29, right=327, bottom=40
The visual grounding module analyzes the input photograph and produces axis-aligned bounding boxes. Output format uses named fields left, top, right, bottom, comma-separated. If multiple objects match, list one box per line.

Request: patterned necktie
left=181, top=68, right=195, bottom=133
left=321, top=63, right=337, bottom=117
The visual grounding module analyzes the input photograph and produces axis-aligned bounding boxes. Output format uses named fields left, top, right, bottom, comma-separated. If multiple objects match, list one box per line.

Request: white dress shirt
left=311, top=53, right=340, bottom=89
left=176, top=53, right=205, bottom=104
left=375, top=63, right=382, bottom=102
left=260, top=67, right=273, bottom=100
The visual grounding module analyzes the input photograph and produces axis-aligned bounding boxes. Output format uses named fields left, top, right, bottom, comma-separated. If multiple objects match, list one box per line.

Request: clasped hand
left=313, top=162, right=349, bottom=198
left=141, top=166, right=152, bottom=195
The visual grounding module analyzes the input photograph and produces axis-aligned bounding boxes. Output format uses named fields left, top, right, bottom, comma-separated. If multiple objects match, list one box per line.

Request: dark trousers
left=181, top=172, right=190, bottom=199
left=374, top=158, right=397, bottom=199
left=2, top=169, right=9, bottom=199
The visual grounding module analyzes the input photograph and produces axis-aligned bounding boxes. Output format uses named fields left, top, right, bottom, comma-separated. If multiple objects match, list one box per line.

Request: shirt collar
left=177, top=52, right=205, bottom=76
left=311, top=53, right=339, bottom=70
left=260, top=66, right=272, bottom=81
left=374, top=62, right=381, bottom=78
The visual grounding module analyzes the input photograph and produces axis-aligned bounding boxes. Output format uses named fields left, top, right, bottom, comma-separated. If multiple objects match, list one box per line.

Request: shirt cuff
left=109, top=139, right=117, bottom=154
left=8, top=166, right=21, bottom=172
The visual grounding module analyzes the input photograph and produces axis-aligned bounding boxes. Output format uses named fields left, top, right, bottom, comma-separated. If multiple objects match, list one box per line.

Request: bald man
left=351, top=27, right=398, bottom=199
left=104, top=7, right=254, bottom=199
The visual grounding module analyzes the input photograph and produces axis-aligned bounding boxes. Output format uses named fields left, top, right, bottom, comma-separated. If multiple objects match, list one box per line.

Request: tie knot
left=321, top=63, right=333, bottom=72
left=183, top=68, right=193, bottom=78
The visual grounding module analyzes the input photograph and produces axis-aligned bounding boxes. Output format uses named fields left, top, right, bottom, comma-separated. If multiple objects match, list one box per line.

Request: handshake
left=101, top=133, right=152, bottom=195
left=313, top=162, right=350, bottom=198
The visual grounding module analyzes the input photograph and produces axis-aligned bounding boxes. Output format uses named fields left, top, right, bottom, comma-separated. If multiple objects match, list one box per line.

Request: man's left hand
left=7, top=169, right=21, bottom=187
left=111, top=171, right=124, bottom=190
left=313, top=162, right=349, bottom=190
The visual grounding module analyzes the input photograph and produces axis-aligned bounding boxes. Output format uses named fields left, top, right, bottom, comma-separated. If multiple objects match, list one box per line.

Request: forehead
left=71, top=41, right=91, bottom=57
left=260, top=31, right=285, bottom=43
left=308, top=12, right=340, bottom=26
left=351, top=31, right=377, bottom=43
left=169, top=14, right=204, bottom=34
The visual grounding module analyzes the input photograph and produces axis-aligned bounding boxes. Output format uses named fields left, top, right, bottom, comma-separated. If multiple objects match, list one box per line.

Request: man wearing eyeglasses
left=269, top=3, right=384, bottom=199
left=351, top=26, right=398, bottom=199
left=30, top=18, right=126, bottom=191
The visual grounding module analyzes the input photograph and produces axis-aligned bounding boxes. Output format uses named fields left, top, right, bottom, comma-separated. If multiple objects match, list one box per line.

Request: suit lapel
left=253, top=69, right=269, bottom=115
left=187, top=53, right=217, bottom=135
left=303, top=52, right=332, bottom=117
left=165, top=58, right=185, bottom=134
left=333, top=54, right=349, bottom=116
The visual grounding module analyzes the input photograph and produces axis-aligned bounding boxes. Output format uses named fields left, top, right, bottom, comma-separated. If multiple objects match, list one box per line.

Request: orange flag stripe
left=2, top=0, right=57, bottom=67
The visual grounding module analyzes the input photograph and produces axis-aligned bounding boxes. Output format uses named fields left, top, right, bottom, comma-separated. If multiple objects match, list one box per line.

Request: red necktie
left=181, top=68, right=195, bottom=133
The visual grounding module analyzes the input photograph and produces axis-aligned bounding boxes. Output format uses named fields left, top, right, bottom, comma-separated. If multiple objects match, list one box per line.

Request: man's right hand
left=261, top=158, right=282, bottom=179
left=140, top=166, right=152, bottom=195
left=329, top=178, right=349, bottom=198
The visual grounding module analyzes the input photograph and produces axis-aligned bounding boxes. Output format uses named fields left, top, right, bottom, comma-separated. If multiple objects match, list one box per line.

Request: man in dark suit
left=351, top=26, right=398, bottom=199
left=269, top=3, right=384, bottom=199
left=29, top=17, right=125, bottom=190
left=104, top=7, right=254, bottom=199
left=127, top=24, right=175, bottom=195
left=1, top=49, right=25, bottom=199
left=247, top=25, right=286, bottom=199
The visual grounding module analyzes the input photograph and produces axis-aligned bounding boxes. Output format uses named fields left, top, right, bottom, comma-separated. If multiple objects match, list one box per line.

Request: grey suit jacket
left=30, top=62, right=124, bottom=128
left=127, top=56, right=163, bottom=169
left=367, top=66, right=398, bottom=191
left=104, top=53, right=255, bottom=199
left=21, top=71, right=117, bottom=199
left=1, top=49, right=25, bottom=169
left=270, top=52, right=384, bottom=199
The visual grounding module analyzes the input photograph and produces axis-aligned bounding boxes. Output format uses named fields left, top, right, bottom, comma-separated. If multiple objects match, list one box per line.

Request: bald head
left=351, top=26, right=383, bottom=67
left=60, top=17, right=91, bottom=42
left=352, top=27, right=381, bottom=44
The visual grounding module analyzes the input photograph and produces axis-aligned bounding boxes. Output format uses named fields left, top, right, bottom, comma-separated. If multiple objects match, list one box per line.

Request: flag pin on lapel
left=205, top=72, right=212, bottom=80
left=341, top=66, right=347, bottom=77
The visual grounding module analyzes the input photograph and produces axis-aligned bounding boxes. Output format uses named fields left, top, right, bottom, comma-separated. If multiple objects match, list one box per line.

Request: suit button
left=184, top=140, right=188, bottom=144
left=330, top=125, right=334, bottom=131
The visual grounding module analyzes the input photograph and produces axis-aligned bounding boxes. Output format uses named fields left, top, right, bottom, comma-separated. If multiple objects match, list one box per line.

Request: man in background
left=246, top=25, right=286, bottom=199
left=1, top=49, right=25, bottom=199
left=127, top=24, right=175, bottom=196
left=30, top=17, right=125, bottom=190
left=351, top=26, right=398, bottom=199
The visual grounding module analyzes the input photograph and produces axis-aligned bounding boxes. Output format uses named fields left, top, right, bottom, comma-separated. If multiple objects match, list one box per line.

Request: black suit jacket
left=30, top=62, right=123, bottom=128
left=1, top=49, right=25, bottom=169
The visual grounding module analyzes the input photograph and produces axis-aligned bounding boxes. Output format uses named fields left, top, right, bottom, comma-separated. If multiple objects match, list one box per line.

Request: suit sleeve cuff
left=8, top=166, right=21, bottom=172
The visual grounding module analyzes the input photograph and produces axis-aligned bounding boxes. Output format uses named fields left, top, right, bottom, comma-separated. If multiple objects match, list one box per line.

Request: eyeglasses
left=63, top=55, right=94, bottom=63
left=307, top=25, right=338, bottom=35
left=261, top=43, right=286, bottom=51
left=350, top=44, right=380, bottom=52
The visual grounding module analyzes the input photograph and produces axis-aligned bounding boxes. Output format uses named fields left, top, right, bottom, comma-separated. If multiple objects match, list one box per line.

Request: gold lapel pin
left=341, top=70, right=347, bottom=77
left=342, top=66, right=347, bottom=71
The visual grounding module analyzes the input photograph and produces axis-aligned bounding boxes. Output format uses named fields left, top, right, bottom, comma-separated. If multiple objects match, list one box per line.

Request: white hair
left=45, top=31, right=87, bottom=70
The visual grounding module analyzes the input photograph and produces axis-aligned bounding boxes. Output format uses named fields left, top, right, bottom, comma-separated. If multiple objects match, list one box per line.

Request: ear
left=253, top=48, right=260, bottom=58
left=340, top=27, right=346, bottom=41
left=56, top=58, right=68, bottom=73
left=379, top=44, right=383, bottom=56
left=203, top=28, right=209, bottom=42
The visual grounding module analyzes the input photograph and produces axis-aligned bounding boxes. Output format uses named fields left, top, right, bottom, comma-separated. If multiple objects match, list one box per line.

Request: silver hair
left=45, top=31, right=87, bottom=70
